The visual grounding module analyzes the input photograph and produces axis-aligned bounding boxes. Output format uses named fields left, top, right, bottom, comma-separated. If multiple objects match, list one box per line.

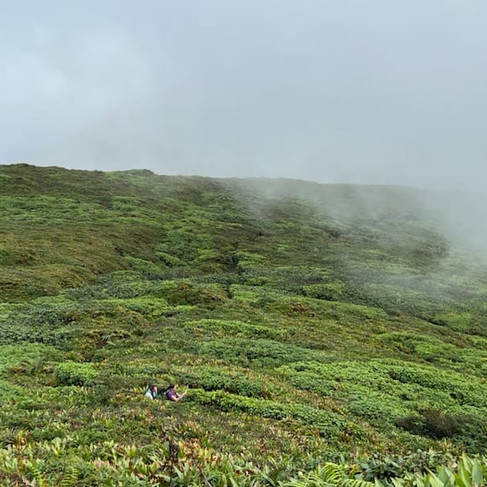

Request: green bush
left=396, top=408, right=468, bottom=439
left=164, top=281, right=229, bottom=308
left=198, top=338, right=327, bottom=367
left=184, top=319, right=281, bottom=340
left=176, top=366, right=271, bottom=398
left=54, top=361, right=99, bottom=386
left=189, top=388, right=354, bottom=440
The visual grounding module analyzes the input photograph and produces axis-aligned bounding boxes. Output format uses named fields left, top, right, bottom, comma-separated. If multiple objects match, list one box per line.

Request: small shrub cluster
left=54, top=361, right=99, bottom=386
left=189, top=389, right=356, bottom=441
left=176, top=366, right=271, bottom=398
left=396, top=409, right=469, bottom=439
left=198, top=338, right=328, bottom=367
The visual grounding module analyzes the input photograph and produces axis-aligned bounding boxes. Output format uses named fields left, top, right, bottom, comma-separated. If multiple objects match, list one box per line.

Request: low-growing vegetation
left=0, top=164, right=487, bottom=485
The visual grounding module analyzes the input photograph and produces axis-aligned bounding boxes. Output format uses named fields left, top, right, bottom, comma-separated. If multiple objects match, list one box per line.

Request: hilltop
left=1, top=164, right=487, bottom=486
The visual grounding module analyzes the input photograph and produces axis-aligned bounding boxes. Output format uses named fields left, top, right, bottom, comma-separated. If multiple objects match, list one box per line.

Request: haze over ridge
left=1, top=1, right=487, bottom=194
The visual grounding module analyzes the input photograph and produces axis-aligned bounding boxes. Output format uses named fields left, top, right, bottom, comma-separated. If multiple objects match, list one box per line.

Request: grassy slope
left=1, top=164, right=487, bottom=485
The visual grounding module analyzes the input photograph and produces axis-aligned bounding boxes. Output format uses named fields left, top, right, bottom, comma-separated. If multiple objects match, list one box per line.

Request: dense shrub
left=175, top=366, right=271, bottom=398
left=54, top=361, right=98, bottom=386
left=164, top=281, right=229, bottom=308
left=198, top=338, right=327, bottom=367
left=184, top=319, right=281, bottom=340
left=396, top=409, right=468, bottom=439
left=189, top=389, right=355, bottom=440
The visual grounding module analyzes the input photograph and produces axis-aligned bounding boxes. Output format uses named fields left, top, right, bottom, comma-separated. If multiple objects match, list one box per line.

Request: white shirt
left=145, top=389, right=156, bottom=399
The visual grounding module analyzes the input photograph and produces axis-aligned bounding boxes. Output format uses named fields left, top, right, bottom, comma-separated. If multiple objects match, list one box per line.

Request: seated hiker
left=145, top=384, right=158, bottom=399
left=164, top=384, right=187, bottom=402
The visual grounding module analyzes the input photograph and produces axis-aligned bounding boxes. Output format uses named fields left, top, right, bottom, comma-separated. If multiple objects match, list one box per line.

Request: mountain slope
left=0, top=164, right=486, bottom=485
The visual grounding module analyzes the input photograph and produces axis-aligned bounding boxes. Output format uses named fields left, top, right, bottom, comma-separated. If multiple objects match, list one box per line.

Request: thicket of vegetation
left=1, top=164, right=487, bottom=485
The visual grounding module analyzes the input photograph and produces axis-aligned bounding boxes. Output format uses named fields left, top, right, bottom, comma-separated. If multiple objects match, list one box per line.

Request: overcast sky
left=1, top=1, right=486, bottom=191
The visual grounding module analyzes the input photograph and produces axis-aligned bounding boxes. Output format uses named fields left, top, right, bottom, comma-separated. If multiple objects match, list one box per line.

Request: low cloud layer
left=2, top=1, right=487, bottom=192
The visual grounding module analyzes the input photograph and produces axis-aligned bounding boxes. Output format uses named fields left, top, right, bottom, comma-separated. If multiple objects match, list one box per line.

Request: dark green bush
left=396, top=408, right=468, bottom=439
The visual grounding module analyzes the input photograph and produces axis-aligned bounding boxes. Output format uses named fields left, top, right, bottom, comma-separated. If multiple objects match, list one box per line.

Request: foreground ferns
left=283, top=463, right=373, bottom=487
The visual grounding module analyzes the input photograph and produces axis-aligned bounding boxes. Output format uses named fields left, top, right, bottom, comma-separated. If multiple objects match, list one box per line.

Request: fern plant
left=282, top=463, right=374, bottom=487
left=59, top=467, right=79, bottom=487
left=30, top=465, right=48, bottom=487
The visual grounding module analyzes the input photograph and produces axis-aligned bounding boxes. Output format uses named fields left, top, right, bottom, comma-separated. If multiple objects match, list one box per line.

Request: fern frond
left=342, top=478, right=375, bottom=487
left=282, top=462, right=375, bottom=487
left=30, top=465, right=48, bottom=487
left=59, top=467, right=79, bottom=487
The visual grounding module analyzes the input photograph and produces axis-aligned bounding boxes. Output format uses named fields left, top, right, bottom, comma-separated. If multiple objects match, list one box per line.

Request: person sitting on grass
left=145, top=384, right=158, bottom=399
left=164, top=384, right=187, bottom=402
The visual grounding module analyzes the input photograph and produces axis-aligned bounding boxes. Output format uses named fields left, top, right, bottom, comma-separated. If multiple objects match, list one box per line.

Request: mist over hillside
left=231, top=177, right=487, bottom=254
left=1, top=163, right=486, bottom=322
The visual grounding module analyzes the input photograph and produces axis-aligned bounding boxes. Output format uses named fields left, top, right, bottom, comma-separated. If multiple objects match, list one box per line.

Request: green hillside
left=1, top=164, right=487, bottom=486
